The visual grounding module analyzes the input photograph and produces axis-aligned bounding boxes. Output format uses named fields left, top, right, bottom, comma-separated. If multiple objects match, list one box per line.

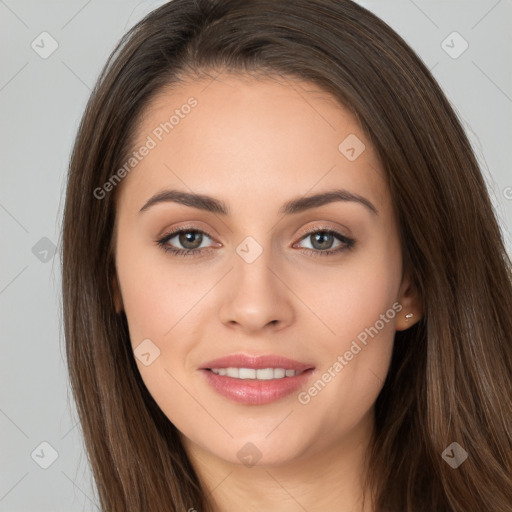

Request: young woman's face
left=112, top=72, right=419, bottom=468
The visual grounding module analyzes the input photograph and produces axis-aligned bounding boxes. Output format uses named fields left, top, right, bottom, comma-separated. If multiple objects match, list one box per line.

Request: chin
left=213, top=433, right=313, bottom=469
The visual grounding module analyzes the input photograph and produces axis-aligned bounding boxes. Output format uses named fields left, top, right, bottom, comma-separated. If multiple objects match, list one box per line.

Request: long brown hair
left=61, top=0, right=512, bottom=510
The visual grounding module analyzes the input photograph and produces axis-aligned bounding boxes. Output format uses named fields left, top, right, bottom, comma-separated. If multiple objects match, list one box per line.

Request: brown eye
left=176, top=230, right=204, bottom=250
left=156, top=227, right=216, bottom=257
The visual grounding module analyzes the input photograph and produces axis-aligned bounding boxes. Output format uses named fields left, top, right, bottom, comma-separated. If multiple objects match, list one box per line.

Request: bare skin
left=111, top=71, right=422, bottom=512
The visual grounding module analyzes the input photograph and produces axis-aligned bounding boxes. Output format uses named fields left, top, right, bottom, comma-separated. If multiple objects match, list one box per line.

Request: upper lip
left=200, top=353, right=314, bottom=372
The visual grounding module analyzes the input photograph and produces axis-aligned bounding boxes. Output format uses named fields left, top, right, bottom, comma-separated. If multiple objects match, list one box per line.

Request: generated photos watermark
left=298, top=301, right=403, bottom=405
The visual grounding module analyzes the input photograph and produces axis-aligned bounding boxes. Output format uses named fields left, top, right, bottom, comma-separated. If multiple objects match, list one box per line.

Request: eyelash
left=156, top=225, right=355, bottom=258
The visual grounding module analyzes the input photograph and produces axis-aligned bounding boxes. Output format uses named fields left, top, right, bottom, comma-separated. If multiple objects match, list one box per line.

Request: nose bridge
left=218, top=232, right=294, bottom=331
left=233, top=233, right=280, bottom=302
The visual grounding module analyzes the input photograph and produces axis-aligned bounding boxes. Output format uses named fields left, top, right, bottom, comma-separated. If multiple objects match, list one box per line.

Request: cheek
left=115, top=242, right=210, bottom=432
left=294, top=241, right=401, bottom=429
left=296, top=236, right=401, bottom=347
left=115, top=229, right=207, bottom=346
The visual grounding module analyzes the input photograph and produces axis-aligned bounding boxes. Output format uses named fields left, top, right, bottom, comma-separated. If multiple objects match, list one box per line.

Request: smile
left=209, top=367, right=304, bottom=379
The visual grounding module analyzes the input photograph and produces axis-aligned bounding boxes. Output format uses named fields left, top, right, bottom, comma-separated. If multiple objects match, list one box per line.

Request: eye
left=156, top=226, right=217, bottom=257
left=156, top=226, right=356, bottom=258
left=294, top=227, right=355, bottom=257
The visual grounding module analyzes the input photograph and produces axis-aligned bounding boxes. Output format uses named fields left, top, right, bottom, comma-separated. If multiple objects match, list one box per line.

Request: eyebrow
left=139, top=188, right=378, bottom=216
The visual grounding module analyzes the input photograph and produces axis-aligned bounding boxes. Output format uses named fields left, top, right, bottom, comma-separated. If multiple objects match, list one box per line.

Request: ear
left=111, top=273, right=124, bottom=314
left=395, top=271, right=422, bottom=331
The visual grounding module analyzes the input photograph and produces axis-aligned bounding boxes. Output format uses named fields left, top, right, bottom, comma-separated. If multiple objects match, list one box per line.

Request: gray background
left=1, top=0, right=511, bottom=510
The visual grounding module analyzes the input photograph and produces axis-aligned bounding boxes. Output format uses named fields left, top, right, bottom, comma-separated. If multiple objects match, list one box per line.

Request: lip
left=199, top=353, right=315, bottom=405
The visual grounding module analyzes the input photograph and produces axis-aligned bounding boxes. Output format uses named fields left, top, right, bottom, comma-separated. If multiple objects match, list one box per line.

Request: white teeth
left=238, top=368, right=256, bottom=379
left=210, top=367, right=300, bottom=379
left=256, top=368, right=274, bottom=380
left=274, top=368, right=285, bottom=378
left=226, top=367, right=239, bottom=378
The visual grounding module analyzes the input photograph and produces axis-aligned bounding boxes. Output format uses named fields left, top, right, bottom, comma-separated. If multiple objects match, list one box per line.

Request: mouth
left=199, top=353, right=315, bottom=405
left=208, top=367, right=307, bottom=379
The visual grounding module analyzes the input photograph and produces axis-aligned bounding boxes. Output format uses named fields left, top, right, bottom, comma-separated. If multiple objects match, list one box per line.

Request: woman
left=61, top=0, right=512, bottom=510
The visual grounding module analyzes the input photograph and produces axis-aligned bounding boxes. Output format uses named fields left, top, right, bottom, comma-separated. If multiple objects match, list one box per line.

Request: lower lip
left=200, top=369, right=314, bottom=405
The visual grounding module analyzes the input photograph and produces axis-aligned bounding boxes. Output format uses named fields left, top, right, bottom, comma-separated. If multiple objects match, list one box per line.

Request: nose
left=218, top=246, right=295, bottom=333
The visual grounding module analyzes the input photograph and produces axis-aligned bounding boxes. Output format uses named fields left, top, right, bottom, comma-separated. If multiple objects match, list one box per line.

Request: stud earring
left=405, top=313, right=414, bottom=321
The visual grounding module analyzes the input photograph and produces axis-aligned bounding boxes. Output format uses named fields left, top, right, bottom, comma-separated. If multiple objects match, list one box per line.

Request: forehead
left=116, top=72, right=388, bottom=216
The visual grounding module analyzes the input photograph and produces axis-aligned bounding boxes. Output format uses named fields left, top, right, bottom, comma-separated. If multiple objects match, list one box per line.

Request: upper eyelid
left=159, top=225, right=214, bottom=241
